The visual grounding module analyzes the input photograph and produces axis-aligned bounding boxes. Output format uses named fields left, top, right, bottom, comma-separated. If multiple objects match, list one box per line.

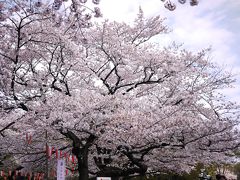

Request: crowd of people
left=0, top=172, right=44, bottom=180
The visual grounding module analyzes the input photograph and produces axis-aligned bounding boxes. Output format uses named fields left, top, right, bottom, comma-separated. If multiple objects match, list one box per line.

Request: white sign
left=97, top=178, right=111, bottom=180
left=57, top=159, right=65, bottom=180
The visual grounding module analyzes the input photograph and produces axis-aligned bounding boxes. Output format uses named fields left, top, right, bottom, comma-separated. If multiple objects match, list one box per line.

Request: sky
left=99, top=0, right=240, bottom=102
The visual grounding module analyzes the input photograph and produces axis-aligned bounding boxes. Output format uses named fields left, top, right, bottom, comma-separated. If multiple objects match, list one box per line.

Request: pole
left=45, top=130, right=49, bottom=180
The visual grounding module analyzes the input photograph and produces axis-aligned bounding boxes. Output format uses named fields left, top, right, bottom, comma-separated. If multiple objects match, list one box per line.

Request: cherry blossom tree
left=0, top=0, right=101, bottom=133
left=0, top=0, right=87, bottom=172
left=0, top=2, right=239, bottom=180
left=55, top=9, right=239, bottom=178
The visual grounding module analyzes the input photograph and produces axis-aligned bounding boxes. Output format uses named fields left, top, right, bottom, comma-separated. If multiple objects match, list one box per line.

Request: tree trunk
left=59, top=129, right=96, bottom=180
left=78, top=166, right=89, bottom=180
left=77, top=148, right=90, bottom=180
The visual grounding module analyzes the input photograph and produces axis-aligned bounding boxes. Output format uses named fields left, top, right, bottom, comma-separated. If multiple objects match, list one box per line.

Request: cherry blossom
left=0, top=3, right=239, bottom=180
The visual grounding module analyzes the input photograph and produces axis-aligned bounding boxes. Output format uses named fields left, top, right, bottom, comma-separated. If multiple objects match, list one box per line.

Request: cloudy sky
left=99, top=0, right=240, bottom=101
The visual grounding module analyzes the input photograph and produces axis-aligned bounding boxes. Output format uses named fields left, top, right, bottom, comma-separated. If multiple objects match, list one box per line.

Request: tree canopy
left=0, top=1, right=239, bottom=180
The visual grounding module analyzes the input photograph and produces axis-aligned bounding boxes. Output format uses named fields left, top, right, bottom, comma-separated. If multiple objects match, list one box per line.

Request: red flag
left=64, top=152, right=68, bottom=162
left=26, top=133, right=32, bottom=144
left=48, top=146, right=52, bottom=158
left=65, top=169, right=68, bottom=176
left=60, top=150, right=62, bottom=158
left=46, top=145, right=49, bottom=157
left=72, top=155, right=75, bottom=164
left=55, top=149, right=58, bottom=159
left=36, top=173, right=40, bottom=180
left=41, top=173, right=44, bottom=180
left=51, top=147, right=55, bottom=153
left=27, top=173, right=30, bottom=180
left=28, top=134, right=32, bottom=144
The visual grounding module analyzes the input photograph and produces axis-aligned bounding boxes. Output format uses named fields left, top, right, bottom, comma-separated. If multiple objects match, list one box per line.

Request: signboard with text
left=96, top=177, right=111, bottom=180
left=57, top=159, right=65, bottom=180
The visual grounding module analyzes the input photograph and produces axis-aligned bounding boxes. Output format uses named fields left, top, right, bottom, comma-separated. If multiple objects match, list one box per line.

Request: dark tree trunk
left=78, top=166, right=89, bottom=180
left=59, top=129, right=96, bottom=180
left=237, top=172, right=240, bottom=180
left=77, top=144, right=90, bottom=180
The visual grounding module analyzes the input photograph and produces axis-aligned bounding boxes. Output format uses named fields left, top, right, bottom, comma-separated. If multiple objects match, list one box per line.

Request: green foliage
left=124, top=163, right=215, bottom=180
left=128, top=162, right=239, bottom=180
left=234, top=163, right=240, bottom=174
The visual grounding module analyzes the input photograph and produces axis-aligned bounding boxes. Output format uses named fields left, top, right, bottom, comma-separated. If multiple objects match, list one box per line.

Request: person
left=7, top=171, right=15, bottom=180
left=16, top=172, right=25, bottom=180
left=216, top=174, right=227, bottom=180
left=26, top=173, right=30, bottom=180
left=222, top=176, right=227, bottom=180
left=30, top=173, right=34, bottom=180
